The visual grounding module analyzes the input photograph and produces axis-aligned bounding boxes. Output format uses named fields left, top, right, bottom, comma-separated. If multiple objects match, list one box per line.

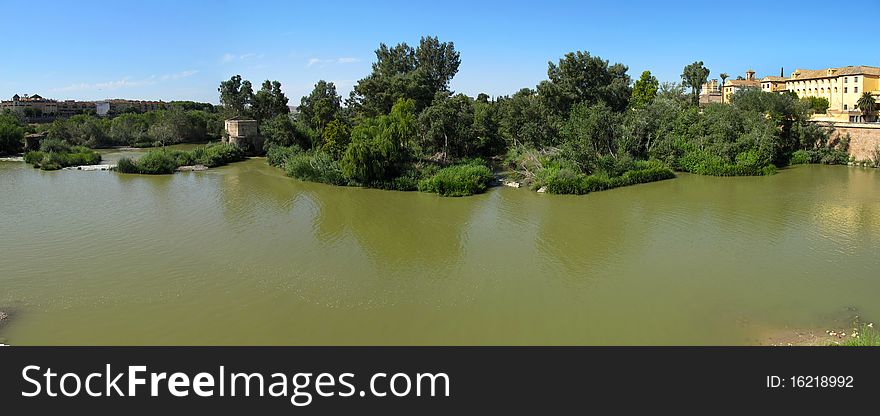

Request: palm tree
left=857, top=92, right=877, bottom=122
left=719, top=73, right=729, bottom=103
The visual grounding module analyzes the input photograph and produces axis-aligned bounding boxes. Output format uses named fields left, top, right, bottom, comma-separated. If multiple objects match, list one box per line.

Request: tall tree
left=299, top=80, right=341, bottom=133
left=251, top=80, right=290, bottom=122
left=418, top=92, right=476, bottom=159
left=537, top=51, right=632, bottom=116
left=719, top=73, right=729, bottom=103
left=630, top=70, right=659, bottom=109
left=681, top=61, right=710, bottom=106
left=218, top=75, right=254, bottom=117
left=857, top=92, right=876, bottom=122
left=348, top=36, right=460, bottom=116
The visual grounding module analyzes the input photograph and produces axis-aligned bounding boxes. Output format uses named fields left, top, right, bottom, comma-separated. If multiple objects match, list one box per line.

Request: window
left=844, top=104, right=848, bottom=110
left=855, top=87, right=858, bottom=93
left=844, top=87, right=848, bottom=93
left=844, top=77, right=848, bottom=83
left=854, top=76, right=858, bottom=82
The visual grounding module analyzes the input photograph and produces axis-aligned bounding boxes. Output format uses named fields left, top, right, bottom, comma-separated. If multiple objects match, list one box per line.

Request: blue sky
left=2, top=0, right=877, bottom=104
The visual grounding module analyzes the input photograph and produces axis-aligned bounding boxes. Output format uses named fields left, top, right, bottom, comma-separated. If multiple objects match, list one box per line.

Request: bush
left=23, top=146, right=101, bottom=170
left=540, top=161, right=675, bottom=195
left=135, top=151, right=178, bottom=174
left=114, top=143, right=245, bottom=175
left=266, top=145, right=300, bottom=167
left=284, top=150, right=345, bottom=185
left=789, top=149, right=814, bottom=165
left=677, top=150, right=775, bottom=176
left=418, top=162, right=493, bottom=196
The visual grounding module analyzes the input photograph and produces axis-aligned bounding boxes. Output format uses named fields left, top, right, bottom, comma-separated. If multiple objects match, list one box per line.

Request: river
left=0, top=150, right=878, bottom=345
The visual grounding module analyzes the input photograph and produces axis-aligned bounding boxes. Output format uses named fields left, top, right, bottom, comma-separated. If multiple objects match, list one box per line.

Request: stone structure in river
left=224, top=117, right=262, bottom=154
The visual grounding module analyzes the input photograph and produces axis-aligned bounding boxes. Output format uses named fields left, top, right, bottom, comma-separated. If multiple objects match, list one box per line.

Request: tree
left=498, top=88, right=557, bottom=148
left=251, top=80, right=289, bottom=122
left=857, top=92, right=876, bottom=122
left=561, top=102, right=622, bottom=169
left=630, top=70, right=659, bottom=109
left=537, top=51, right=632, bottom=115
left=681, top=61, right=710, bottom=106
left=321, top=118, right=352, bottom=159
left=0, top=112, right=25, bottom=154
left=299, top=80, right=341, bottom=133
left=348, top=36, right=460, bottom=116
left=719, top=73, right=729, bottom=103
left=341, top=99, right=416, bottom=183
left=803, top=96, right=829, bottom=115
left=218, top=75, right=254, bottom=117
left=417, top=92, right=476, bottom=159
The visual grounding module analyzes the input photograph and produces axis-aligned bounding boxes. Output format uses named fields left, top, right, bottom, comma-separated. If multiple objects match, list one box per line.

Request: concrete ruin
left=224, top=117, right=263, bottom=154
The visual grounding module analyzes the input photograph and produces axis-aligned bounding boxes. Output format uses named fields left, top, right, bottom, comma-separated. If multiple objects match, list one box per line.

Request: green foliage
left=498, top=88, right=557, bottom=148
left=115, top=143, right=245, bottom=174
left=538, top=51, right=632, bottom=115
left=630, top=70, right=659, bottom=109
left=840, top=324, right=880, bottom=347
left=299, top=80, right=341, bottom=133
left=418, top=161, right=493, bottom=196
left=260, top=114, right=312, bottom=151
left=340, top=99, right=415, bottom=183
left=320, top=118, right=352, bottom=159
left=677, top=150, right=776, bottom=176
left=348, top=36, right=460, bottom=116
left=266, top=145, right=301, bottom=167
left=218, top=75, right=253, bottom=117
left=538, top=160, right=675, bottom=195
left=857, top=92, right=877, bottom=121
left=251, top=80, right=290, bottom=122
left=24, top=145, right=101, bottom=170
left=417, top=92, right=477, bottom=158
left=789, top=149, right=812, bottom=165
left=0, top=112, right=25, bottom=154
left=802, top=96, right=829, bottom=114
left=681, top=61, right=710, bottom=106
left=284, top=150, right=346, bottom=185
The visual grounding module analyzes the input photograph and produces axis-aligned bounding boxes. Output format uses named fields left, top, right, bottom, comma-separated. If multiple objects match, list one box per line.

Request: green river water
left=0, top=149, right=878, bottom=345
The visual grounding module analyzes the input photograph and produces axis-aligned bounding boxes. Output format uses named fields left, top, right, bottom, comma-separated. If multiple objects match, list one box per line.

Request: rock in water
left=0, top=311, right=7, bottom=322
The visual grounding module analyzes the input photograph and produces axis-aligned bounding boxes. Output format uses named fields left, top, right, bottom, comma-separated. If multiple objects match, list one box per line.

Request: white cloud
left=52, top=70, right=200, bottom=92
left=222, top=53, right=264, bottom=63
left=307, top=57, right=360, bottom=67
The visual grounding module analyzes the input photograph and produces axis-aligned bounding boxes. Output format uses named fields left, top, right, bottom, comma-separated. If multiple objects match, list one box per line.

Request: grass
left=418, top=161, right=494, bottom=197
left=539, top=160, right=676, bottom=195
left=840, top=324, right=880, bottom=347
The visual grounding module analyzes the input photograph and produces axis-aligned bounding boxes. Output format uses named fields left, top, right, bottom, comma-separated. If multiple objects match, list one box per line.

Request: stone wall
left=819, top=122, right=880, bottom=162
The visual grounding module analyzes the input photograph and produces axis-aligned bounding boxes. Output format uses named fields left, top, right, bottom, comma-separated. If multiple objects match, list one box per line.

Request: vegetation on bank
left=23, top=138, right=101, bottom=170
left=114, top=143, right=245, bottom=174
left=840, top=324, right=880, bottom=347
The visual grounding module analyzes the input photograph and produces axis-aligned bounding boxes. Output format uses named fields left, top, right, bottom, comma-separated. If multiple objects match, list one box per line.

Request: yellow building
left=722, top=70, right=761, bottom=102
left=785, top=66, right=880, bottom=122
left=760, top=76, right=787, bottom=93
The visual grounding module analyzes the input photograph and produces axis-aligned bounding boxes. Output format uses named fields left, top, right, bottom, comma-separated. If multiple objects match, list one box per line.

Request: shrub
left=23, top=146, right=101, bottom=170
left=418, top=162, right=493, bottom=196
left=135, top=151, right=178, bottom=174
left=677, top=150, right=775, bottom=176
left=115, top=157, right=140, bottom=173
left=23, top=151, right=44, bottom=165
left=540, top=162, right=675, bottom=195
left=789, top=149, right=813, bottom=165
left=266, top=145, right=300, bottom=167
left=284, top=150, right=345, bottom=185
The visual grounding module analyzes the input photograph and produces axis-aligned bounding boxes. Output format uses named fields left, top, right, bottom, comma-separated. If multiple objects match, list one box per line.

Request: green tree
left=251, top=80, right=289, bottom=122
left=681, top=61, right=710, bottom=106
left=341, top=99, right=416, bottom=183
left=417, top=92, right=476, bottom=159
left=630, top=70, right=659, bottom=109
left=803, top=96, right=829, bottom=114
left=857, top=92, right=876, bottom=122
left=299, top=80, right=341, bottom=133
left=348, top=36, right=460, bottom=116
left=498, top=88, right=556, bottom=148
left=0, top=112, right=25, bottom=154
left=321, top=118, right=352, bottom=159
left=218, top=75, right=254, bottom=117
left=537, top=51, right=632, bottom=115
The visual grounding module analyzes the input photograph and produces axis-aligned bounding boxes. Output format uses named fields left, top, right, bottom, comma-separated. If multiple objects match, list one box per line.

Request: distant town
left=700, top=65, right=880, bottom=123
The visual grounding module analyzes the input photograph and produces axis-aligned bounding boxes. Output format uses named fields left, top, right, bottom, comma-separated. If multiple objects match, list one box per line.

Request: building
left=785, top=66, right=880, bottom=122
left=224, top=117, right=262, bottom=154
left=699, top=79, right=722, bottom=105
left=760, top=76, right=788, bottom=93
left=95, top=99, right=164, bottom=116
left=722, top=70, right=761, bottom=103
left=0, top=94, right=59, bottom=116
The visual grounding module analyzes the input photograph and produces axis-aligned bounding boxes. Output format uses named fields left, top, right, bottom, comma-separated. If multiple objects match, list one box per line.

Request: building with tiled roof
left=785, top=66, right=880, bottom=122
